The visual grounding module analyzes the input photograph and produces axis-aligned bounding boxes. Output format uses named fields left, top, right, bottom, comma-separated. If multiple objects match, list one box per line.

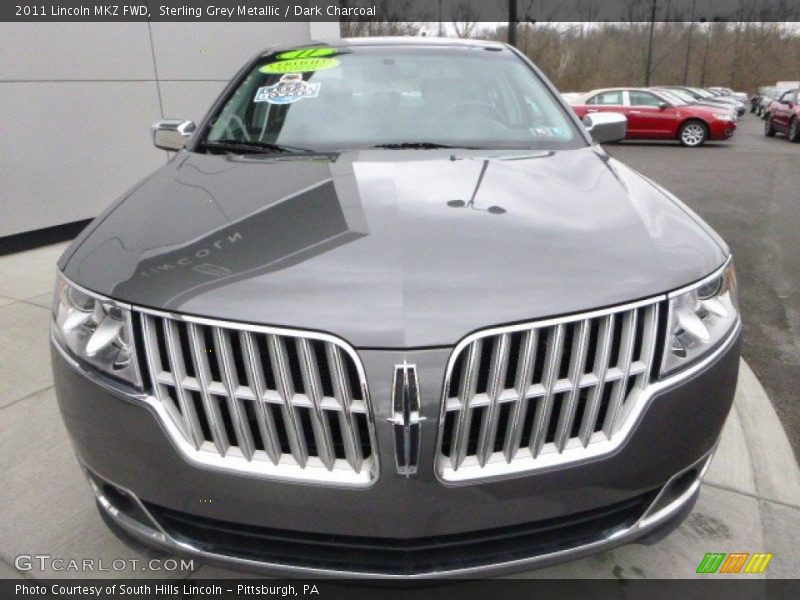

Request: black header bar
left=3, top=0, right=800, bottom=23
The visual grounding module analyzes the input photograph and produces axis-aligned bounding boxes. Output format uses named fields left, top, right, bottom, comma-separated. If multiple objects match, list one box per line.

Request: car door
left=773, top=91, right=793, bottom=131
left=583, top=90, right=632, bottom=136
left=627, top=91, right=676, bottom=138
left=778, top=90, right=797, bottom=131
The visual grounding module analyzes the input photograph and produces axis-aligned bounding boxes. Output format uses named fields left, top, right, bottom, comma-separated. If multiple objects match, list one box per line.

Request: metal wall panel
left=0, top=22, right=334, bottom=237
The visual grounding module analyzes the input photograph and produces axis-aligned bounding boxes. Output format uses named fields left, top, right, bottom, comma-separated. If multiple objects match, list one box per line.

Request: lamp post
left=644, top=0, right=658, bottom=86
left=700, top=20, right=712, bottom=87
left=508, top=0, right=518, bottom=47
left=682, top=0, right=697, bottom=85
left=522, top=18, right=536, bottom=56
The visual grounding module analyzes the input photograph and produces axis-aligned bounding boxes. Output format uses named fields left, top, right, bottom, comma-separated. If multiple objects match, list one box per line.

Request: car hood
left=62, top=147, right=726, bottom=348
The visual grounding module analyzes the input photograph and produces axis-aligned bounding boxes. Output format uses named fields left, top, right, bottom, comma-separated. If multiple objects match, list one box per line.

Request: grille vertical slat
left=476, top=333, right=511, bottom=466
left=326, top=342, right=363, bottom=473
left=438, top=298, right=664, bottom=482
left=503, top=330, right=538, bottom=463
left=268, top=334, right=309, bottom=467
left=297, top=339, right=336, bottom=471
left=554, top=320, right=590, bottom=452
left=187, top=323, right=229, bottom=456
left=241, top=331, right=281, bottom=465
left=163, top=320, right=204, bottom=450
left=530, top=323, right=565, bottom=458
left=603, top=310, right=638, bottom=439
left=641, top=304, right=660, bottom=381
left=135, top=310, right=376, bottom=485
left=450, top=340, right=483, bottom=471
left=213, top=328, right=256, bottom=461
left=140, top=315, right=184, bottom=436
left=578, top=315, right=614, bottom=447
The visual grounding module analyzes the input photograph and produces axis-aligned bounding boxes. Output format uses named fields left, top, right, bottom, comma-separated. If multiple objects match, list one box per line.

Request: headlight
left=52, top=275, right=142, bottom=387
left=661, top=260, right=739, bottom=377
left=714, top=113, right=734, bottom=121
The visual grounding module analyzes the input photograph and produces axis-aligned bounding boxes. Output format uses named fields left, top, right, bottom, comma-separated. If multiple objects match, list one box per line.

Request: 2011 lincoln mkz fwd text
left=51, top=38, right=741, bottom=577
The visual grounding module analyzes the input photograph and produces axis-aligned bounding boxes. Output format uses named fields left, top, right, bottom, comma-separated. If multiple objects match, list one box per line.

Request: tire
left=679, top=120, right=708, bottom=147
left=788, top=117, right=800, bottom=143
left=765, top=116, right=776, bottom=137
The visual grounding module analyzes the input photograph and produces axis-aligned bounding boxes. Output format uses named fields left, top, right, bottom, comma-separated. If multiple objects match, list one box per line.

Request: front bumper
left=52, top=323, right=741, bottom=577
left=709, top=119, right=737, bottom=139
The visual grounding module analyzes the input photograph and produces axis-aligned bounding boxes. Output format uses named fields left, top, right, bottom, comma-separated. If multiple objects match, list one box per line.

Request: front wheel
left=679, top=121, right=708, bottom=147
left=765, top=117, right=776, bottom=137
left=788, top=118, right=800, bottom=143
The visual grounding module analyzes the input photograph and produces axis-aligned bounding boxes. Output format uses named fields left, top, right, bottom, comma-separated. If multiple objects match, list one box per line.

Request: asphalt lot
left=607, top=114, right=800, bottom=460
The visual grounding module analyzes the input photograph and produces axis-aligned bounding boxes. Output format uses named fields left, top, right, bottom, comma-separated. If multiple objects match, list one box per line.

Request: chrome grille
left=437, top=299, right=662, bottom=482
left=135, top=310, right=377, bottom=486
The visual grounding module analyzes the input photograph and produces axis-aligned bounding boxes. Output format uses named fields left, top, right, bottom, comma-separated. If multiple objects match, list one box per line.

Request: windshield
left=655, top=90, right=687, bottom=106
left=200, top=45, right=582, bottom=152
left=670, top=89, right=697, bottom=103
left=690, top=87, right=715, bottom=99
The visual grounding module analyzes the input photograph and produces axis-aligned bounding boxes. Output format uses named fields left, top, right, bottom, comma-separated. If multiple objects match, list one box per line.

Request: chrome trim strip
left=56, top=270, right=134, bottom=310
left=85, top=449, right=713, bottom=579
left=637, top=448, right=716, bottom=529
left=668, top=255, right=732, bottom=299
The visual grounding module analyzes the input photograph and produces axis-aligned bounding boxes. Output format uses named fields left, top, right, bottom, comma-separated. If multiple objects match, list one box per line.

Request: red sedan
left=570, top=87, right=737, bottom=146
left=765, top=88, right=800, bottom=142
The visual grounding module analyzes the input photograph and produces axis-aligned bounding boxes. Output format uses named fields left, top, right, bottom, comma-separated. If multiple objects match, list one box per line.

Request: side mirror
left=151, top=119, right=196, bottom=151
left=582, top=111, right=627, bottom=144
left=658, top=102, right=669, bottom=110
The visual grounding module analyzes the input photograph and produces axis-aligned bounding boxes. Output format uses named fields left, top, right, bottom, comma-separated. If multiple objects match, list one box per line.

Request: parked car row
left=751, top=82, right=800, bottom=117
left=753, top=86, right=791, bottom=117
left=568, top=86, right=740, bottom=146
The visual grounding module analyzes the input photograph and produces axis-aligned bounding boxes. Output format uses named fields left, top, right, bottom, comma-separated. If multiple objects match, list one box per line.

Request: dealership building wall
left=0, top=22, right=339, bottom=238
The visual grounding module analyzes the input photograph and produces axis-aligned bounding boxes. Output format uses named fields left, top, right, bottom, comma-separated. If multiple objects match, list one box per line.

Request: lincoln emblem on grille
left=388, top=363, right=425, bottom=476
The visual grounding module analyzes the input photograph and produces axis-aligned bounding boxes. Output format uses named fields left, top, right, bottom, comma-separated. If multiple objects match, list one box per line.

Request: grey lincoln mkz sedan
left=51, top=38, right=741, bottom=577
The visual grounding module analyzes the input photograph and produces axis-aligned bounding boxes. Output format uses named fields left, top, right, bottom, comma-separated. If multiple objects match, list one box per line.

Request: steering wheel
left=443, top=101, right=505, bottom=124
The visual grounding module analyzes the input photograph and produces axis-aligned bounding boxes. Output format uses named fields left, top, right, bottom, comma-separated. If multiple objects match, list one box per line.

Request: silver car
left=51, top=38, right=741, bottom=577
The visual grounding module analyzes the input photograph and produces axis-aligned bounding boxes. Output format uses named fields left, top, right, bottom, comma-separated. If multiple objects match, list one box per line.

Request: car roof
left=258, top=36, right=508, bottom=56
left=573, top=87, right=667, bottom=103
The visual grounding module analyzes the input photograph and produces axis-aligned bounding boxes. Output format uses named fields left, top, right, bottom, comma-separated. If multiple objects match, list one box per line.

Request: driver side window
left=629, top=91, right=663, bottom=107
left=590, top=91, right=624, bottom=106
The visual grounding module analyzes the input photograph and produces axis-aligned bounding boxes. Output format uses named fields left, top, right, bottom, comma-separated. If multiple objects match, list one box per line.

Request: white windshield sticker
left=254, top=73, right=320, bottom=105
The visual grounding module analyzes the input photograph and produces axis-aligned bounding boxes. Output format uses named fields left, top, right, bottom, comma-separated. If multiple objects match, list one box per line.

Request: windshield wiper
left=198, top=139, right=323, bottom=155
left=370, top=142, right=472, bottom=150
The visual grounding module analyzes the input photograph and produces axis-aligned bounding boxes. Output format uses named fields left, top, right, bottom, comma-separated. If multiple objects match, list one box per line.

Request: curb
left=705, top=359, right=800, bottom=507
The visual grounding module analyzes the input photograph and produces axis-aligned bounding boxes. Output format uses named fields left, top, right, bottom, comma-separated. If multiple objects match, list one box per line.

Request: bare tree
left=339, top=1, right=427, bottom=37
left=451, top=0, right=481, bottom=38
left=344, top=18, right=800, bottom=94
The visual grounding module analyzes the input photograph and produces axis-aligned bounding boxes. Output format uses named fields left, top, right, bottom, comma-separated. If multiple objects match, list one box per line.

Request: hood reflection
left=111, top=159, right=368, bottom=309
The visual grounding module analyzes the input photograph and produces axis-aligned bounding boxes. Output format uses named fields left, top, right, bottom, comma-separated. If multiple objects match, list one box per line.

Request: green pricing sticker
left=277, top=48, right=337, bottom=59
left=260, top=57, right=340, bottom=74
